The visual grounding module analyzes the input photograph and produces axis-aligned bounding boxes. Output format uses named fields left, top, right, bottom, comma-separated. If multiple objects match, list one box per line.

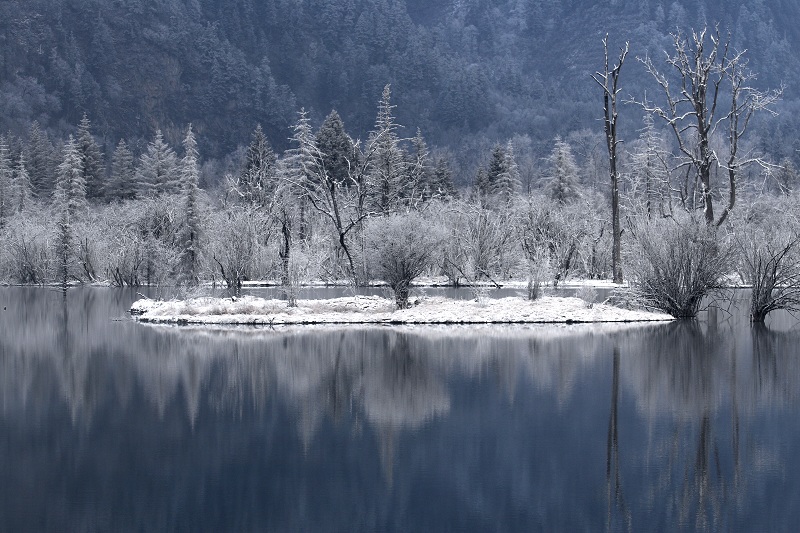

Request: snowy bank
left=130, top=295, right=673, bottom=325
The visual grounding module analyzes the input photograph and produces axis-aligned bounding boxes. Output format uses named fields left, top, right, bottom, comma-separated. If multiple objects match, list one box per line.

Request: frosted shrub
left=364, top=212, right=444, bottom=309
left=576, top=285, right=597, bottom=308
left=734, top=218, right=800, bottom=323
left=627, top=217, right=732, bottom=318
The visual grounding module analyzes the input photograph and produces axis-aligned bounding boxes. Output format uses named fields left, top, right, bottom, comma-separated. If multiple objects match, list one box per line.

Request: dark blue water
left=1, top=287, right=799, bottom=532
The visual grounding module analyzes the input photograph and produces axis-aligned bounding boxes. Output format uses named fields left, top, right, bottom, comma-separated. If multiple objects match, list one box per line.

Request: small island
left=130, top=294, right=673, bottom=326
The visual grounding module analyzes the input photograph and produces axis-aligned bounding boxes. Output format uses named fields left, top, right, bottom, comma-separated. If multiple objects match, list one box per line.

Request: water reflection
left=0, top=288, right=799, bottom=531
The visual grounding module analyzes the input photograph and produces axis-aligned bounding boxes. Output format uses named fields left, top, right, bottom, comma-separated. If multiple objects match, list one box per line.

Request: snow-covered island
left=130, top=294, right=673, bottom=326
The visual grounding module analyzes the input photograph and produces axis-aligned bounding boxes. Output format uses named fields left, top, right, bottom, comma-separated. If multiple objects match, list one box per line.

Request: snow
left=130, top=294, right=673, bottom=326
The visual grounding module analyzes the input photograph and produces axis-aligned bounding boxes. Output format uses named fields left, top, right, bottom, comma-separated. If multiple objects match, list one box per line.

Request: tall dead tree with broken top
left=592, top=35, right=628, bottom=284
left=638, top=26, right=780, bottom=226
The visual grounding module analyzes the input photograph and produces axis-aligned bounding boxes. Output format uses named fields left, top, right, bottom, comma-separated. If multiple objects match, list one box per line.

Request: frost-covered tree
left=135, top=130, right=179, bottom=197
left=54, top=135, right=87, bottom=289
left=14, top=153, right=34, bottom=212
left=315, top=110, right=356, bottom=188
left=178, top=124, right=201, bottom=285
left=485, top=141, right=521, bottom=204
left=238, top=124, right=277, bottom=206
left=26, top=121, right=56, bottom=201
left=545, top=137, right=580, bottom=205
left=628, top=113, right=670, bottom=218
left=370, top=85, right=407, bottom=216
left=431, top=155, right=457, bottom=200
left=77, top=114, right=105, bottom=202
left=55, top=135, right=87, bottom=220
left=640, top=26, right=780, bottom=226
left=0, top=138, right=12, bottom=225
left=107, top=139, right=137, bottom=200
left=405, top=128, right=433, bottom=206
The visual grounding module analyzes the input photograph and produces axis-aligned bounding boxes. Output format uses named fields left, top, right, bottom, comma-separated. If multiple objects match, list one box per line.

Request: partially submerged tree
left=639, top=26, right=781, bottom=226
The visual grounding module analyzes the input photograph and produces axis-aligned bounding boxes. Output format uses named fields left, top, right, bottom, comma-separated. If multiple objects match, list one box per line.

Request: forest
left=2, top=0, right=800, bottom=321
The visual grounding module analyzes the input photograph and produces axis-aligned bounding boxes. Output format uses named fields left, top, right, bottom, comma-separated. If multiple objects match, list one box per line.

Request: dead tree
left=638, top=26, right=780, bottom=226
left=592, top=35, right=628, bottom=284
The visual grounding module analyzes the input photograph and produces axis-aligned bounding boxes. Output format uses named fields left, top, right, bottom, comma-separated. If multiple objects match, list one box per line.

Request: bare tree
left=638, top=26, right=780, bottom=226
left=592, top=34, right=628, bottom=284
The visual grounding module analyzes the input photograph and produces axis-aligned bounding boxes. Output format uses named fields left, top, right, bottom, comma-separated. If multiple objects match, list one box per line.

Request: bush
left=735, top=221, right=800, bottom=322
left=626, top=217, right=732, bottom=318
left=364, top=212, right=444, bottom=309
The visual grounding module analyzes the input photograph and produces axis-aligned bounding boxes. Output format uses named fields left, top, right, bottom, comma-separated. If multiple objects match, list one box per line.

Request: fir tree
left=545, top=137, right=580, bottom=205
left=0, top=138, right=12, bottom=225
left=370, top=84, right=406, bottom=215
left=26, top=121, right=56, bottom=201
left=316, top=110, right=356, bottom=188
left=239, top=124, right=277, bottom=206
left=77, top=114, right=106, bottom=202
left=55, top=135, right=88, bottom=219
left=108, top=139, right=136, bottom=200
left=431, top=155, right=457, bottom=199
left=14, top=153, right=34, bottom=212
left=179, top=124, right=201, bottom=285
left=135, top=130, right=179, bottom=197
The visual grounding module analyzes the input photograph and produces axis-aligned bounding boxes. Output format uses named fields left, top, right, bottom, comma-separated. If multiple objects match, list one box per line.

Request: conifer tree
left=14, top=153, right=34, bottom=212
left=432, top=156, right=457, bottom=199
left=108, top=139, right=136, bottom=200
left=26, top=121, right=56, bottom=200
left=370, top=85, right=406, bottom=215
left=316, top=110, right=356, bottom=188
left=54, top=135, right=86, bottom=290
left=406, top=128, right=433, bottom=204
left=179, top=124, right=201, bottom=285
left=135, top=130, right=179, bottom=197
left=55, top=135, right=88, bottom=219
left=239, top=124, right=277, bottom=206
left=77, top=114, right=106, bottom=202
left=0, top=138, right=12, bottom=225
left=545, top=137, right=580, bottom=205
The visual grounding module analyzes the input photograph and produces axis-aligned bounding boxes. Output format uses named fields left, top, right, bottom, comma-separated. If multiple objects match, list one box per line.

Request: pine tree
left=494, top=140, right=521, bottom=202
left=135, top=130, right=179, bottom=197
left=431, top=156, right=457, bottom=199
left=14, top=153, right=34, bottom=212
left=316, top=110, right=356, bottom=188
left=239, top=124, right=277, bottom=206
left=77, top=114, right=106, bottom=202
left=369, top=85, right=406, bottom=215
left=629, top=113, right=669, bottom=217
left=0, top=138, right=12, bottom=225
left=53, top=135, right=86, bottom=290
left=108, top=139, right=137, bottom=200
left=26, top=121, right=56, bottom=201
left=545, top=137, right=580, bottom=205
left=55, top=135, right=88, bottom=219
left=406, top=128, right=433, bottom=204
left=179, top=124, right=201, bottom=285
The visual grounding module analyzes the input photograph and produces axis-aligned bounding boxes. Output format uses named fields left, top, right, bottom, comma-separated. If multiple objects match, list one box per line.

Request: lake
left=1, top=286, right=799, bottom=532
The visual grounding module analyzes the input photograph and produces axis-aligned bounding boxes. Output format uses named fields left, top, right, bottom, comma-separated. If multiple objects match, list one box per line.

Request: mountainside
left=1, top=0, right=798, bottom=166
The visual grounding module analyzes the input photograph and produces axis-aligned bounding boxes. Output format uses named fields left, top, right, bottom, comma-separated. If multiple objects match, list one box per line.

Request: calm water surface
left=1, top=287, right=799, bottom=532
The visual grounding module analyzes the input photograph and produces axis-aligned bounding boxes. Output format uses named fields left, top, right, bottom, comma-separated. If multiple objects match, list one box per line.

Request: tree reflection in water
left=1, top=288, right=800, bottom=531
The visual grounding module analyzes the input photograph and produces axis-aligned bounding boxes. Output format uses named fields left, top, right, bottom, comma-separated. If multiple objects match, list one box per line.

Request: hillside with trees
left=3, top=0, right=800, bottom=321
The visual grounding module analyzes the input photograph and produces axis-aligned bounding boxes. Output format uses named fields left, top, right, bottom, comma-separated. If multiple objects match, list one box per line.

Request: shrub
left=626, top=217, right=732, bottom=318
left=735, top=222, right=800, bottom=322
left=364, top=212, right=444, bottom=309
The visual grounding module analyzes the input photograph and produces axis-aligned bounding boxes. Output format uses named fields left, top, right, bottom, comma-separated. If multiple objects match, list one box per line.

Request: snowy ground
left=130, top=294, right=673, bottom=326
